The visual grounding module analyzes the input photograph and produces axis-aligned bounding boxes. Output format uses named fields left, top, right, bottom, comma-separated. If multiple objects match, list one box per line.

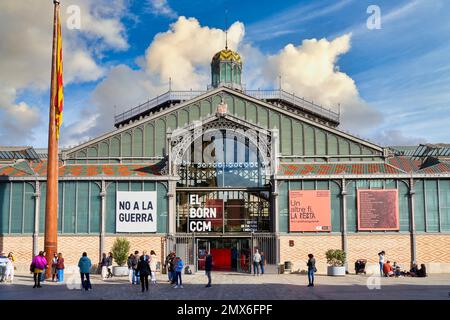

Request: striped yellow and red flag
left=53, top=6, right=63, bottom=140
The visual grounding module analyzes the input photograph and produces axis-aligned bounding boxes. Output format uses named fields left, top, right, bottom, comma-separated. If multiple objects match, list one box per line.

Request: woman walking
left=149, top=250, right=157, bottom=285
left=307, top=253, right=316, bottom=287
left=56, top=253, right=65, bottom=283
left=137, top=255, right=151, bottom=292
left=31, top=251, right=47, bottom=288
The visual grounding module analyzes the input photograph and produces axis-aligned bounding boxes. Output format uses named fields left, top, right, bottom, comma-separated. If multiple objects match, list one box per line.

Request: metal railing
left=114, top=90, right=205, bottom=124
left=114, top=88, right=340, bottom=125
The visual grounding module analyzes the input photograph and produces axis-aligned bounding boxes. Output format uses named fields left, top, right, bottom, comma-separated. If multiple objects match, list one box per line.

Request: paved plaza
left=1, top=272, right=450, bottom=300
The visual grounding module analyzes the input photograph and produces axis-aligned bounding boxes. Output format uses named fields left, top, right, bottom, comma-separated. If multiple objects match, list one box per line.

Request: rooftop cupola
left=211, top=45, right=243, bottom=91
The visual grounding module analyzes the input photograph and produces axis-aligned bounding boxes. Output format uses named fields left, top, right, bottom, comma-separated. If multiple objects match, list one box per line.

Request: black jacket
left=137, top=259, right=151, bottom=277
left=205, top=254, right=213, bottom=272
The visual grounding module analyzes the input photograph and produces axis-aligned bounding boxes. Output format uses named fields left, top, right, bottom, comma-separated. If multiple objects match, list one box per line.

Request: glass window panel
left=10, top=182, right=24, bottom=233
left=23, top=183, right=35, bottom=233
left=0, top=182, right=10, bottom=234
left=414, top=180, right=425, bottom=232
left=90, top=182, right=101, bottom=233
left=63, top=182, right=76, bottom=233
left=425, top=180, right=439, bottom=232
left=76, top=182, right=89, bottom=233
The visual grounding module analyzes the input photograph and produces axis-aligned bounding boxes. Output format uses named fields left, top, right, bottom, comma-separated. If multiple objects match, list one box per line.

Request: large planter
left=327, top=266, right=346, bottom=276
left=113, top=266, right=129, bottom=277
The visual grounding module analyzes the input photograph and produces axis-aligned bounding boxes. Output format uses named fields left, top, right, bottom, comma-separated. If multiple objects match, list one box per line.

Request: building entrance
left=197, top=237, right=251, bottom=273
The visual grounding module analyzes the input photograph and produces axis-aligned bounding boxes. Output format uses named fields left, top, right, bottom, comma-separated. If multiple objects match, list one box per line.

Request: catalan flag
left=53, top=4, right=63, bottom=140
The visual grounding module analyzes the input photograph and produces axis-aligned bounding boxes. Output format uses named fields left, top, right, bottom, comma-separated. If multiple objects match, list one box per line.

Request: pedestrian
left=127, top=253, right=134, bottom=284
left=106, top=252, right=114, bottom=278
left=0, top=252, right=8, bottom=283
left=205, top=251, right=213, bottom=288
left=260, top=251, right=266, bottom=275
left=31, top=251, right=48, bottom=288
left=253, top=249, right=261, bottom=276
left=78, top=252, right=92, bottom=291
left=173, top=256, right=184, bottom=288
left=169, top=252, right=176, bottom=284
left=132, top=251, right=140, bottom=285
left=137, top=255, right=150, bottom=292
left=100, top=253, right=108, bottom=280
left=51, top=252, right=58, bottom=282
left=149, top=250, right=157, bottom=285
left=165, top=252, right=174, bottom=283
left=40, top=251, right=47, bottom=282
left=378, top=251, right=385, bottom=277
left=307, top=253, right=316, bottom=287
left=56, top=253, right=65, bottom=283
left=5, top=252, right=15, bottom=283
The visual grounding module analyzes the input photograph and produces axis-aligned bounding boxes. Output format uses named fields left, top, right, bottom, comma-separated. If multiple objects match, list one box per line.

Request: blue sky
left=1, top=0, right=449, bottom=147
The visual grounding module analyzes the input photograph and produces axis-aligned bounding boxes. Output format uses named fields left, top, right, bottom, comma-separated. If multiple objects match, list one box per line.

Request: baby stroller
left=355, top=259, right=367, bottom=274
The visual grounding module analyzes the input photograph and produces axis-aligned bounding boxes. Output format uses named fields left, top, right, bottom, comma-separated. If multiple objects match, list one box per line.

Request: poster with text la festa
left=289, top=190, right=331, bottom=232
left=116, top=191, right=157, bottom=233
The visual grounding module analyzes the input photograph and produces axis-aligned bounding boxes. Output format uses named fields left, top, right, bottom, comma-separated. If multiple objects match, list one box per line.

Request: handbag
left=314, top=267, right=318, bottom=272
left=29, top=263, right=35, bottom=273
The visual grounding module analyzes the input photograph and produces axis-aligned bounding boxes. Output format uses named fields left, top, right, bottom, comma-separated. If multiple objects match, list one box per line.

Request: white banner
left=116, top=191, right=157, bottom=233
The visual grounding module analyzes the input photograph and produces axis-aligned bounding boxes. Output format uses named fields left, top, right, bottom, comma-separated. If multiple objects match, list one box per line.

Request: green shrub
left=325, top=249, right=346, bottom=267
left=111, top=237, right=130, bottom=267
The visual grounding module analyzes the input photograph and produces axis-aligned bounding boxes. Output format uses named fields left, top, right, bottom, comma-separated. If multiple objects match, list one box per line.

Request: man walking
left=132, top=250, right=140, bottom=285
left=78, top=252, right=92, bottom=291
left=205, top=251, right=213, bottom=288
left=253, top=249, right=261, bottom=276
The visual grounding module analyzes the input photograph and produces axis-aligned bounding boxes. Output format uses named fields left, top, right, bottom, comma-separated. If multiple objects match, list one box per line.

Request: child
left=173, top=256, right=184, bottom=289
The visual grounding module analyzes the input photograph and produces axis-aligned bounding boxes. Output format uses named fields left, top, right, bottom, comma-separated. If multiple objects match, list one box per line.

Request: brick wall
left=416, top=234, right=450, bottom=263
left=347, top=234, right=411, bottom=268
left=0, top=235, right=165, bottom=272
left=279, top=235, right=342, bottom=274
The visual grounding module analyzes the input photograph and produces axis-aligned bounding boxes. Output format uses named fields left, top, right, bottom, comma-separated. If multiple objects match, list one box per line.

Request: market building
left=1, top=47, right=450, bottom=274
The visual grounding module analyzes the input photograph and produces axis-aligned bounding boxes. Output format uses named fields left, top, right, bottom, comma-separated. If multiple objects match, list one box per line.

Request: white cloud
left=146, top=0, right=178, bottom=19
left=145, top=16, right=245, bottom=89
left=0, top=0, right=130, bottom=145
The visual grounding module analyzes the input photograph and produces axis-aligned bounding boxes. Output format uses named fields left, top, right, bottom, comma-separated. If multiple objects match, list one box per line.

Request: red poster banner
left=357, top=189, right=399, bottom=230
left=289, top=190, right=331, bottom=232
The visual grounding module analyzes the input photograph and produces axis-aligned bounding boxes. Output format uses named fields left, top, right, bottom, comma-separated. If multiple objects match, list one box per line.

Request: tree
left=111, top=237, right=130, bottom=267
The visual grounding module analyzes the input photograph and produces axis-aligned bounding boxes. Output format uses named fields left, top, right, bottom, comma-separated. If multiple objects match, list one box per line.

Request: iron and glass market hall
left=1, top=47, right=450, bottom=274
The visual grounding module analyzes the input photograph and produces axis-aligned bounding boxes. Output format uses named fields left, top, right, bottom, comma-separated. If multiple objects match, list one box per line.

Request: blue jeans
left=253, top=262, right=260, bottom=275
left=308, top=268, right=315, bottom=285
left=260, top=263, right=265, bottom=274
left=175, top=271, right=182, bottom=285
left=57, top=269, right=64, bottom=283
left=133, top=269, right=140, bottom=284
left=171, top=270, right=176, bottom=283
left=379, top=262, right=384, bottom=276
left=40, top=268, right=46, bottom=282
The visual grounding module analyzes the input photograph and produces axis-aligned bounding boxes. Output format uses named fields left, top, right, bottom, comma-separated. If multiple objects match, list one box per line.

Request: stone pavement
left=1, top=272, right=450, bottom=300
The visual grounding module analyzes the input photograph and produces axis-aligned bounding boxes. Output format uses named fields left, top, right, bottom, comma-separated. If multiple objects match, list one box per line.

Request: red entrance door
left=210, top=248, right=232, bottom=271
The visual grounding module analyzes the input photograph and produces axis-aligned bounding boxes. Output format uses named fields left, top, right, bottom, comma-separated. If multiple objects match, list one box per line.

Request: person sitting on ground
left=393, top=262, right=401, bottom=277
left=407, top=263, right=418, bottom=277
left=417, top=264, right=427, bottom=277
left=383, top=260, right=394, bottom=277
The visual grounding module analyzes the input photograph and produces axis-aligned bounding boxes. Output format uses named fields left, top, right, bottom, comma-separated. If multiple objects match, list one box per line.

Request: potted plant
left=111, top=237, right=131, bottom=276
left=325, top=249, right=346, bottom=276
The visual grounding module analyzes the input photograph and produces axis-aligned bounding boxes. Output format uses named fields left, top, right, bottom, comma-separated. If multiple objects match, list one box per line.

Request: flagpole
left=44, top=0, right=60, bottom=279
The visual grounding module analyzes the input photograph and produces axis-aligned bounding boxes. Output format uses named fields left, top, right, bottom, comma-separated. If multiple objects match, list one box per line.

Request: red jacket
left=56, top=258, right=65, bottom=270
left=383, top=263, right=393, bottom=274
